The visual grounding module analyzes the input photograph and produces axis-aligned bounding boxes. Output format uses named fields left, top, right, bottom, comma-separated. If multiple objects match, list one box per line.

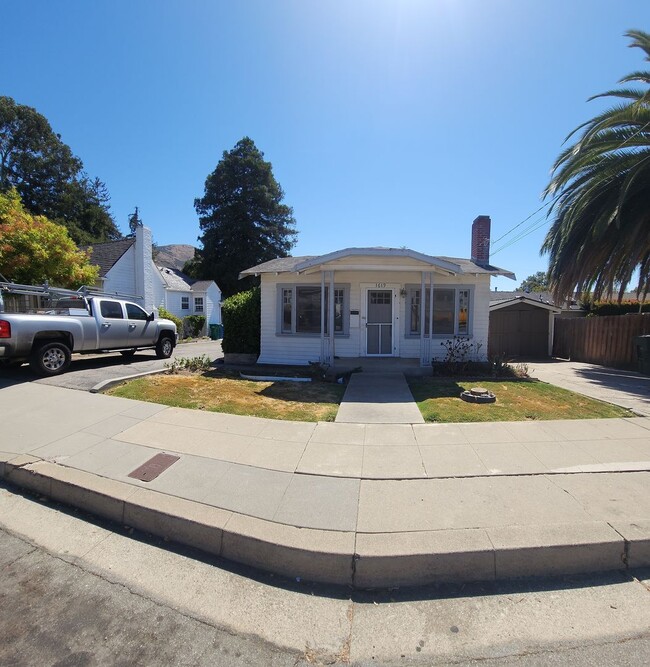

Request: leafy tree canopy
left=542, top=30, right=650, bottom=303
left=194, top=137, right=298, bottom=296
left=0, top=189, right=99, bottom=288
left=517, top=271, right=549, bottom=293
left=0, top=96, right=120, bottom=245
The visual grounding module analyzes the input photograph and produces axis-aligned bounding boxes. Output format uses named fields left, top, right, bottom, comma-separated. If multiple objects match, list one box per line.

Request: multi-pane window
left=194, top=297, right=204, bottom=313
left=181, top=296, right=189, bottom=310
left=409, top=288, right=471, bottom=336
left=279, top=285, right=347, bottom=334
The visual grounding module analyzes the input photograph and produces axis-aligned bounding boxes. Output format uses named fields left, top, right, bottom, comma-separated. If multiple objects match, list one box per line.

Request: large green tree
left=542, top=30, right=650, bottom=303
left=194, top=137, right=298, bottom=296
left=0, top=96, right=120, bottom=245
left=518, top=271, right=549, bottom=293
left=0, top=189, right=99, bottom=288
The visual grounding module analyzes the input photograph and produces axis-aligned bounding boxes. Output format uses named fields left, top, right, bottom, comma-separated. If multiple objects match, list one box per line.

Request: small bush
left=432, top=337, right=484, bottom=376
left=158, top=306, right=184, bottom=338
left=166, top=355, right=212, bottom=373
left=183, top=315, right=206, bottom=338
left=221, top=287, right=260, bottom=354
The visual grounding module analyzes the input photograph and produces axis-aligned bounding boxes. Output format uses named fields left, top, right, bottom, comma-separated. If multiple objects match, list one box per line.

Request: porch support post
left=320, top=271, right=326, bottom=363
left=428, top=271, right=434, bottom=360
left=420, top=271, right=426, bottom=365
left=329, top=270, right=335, bottom=365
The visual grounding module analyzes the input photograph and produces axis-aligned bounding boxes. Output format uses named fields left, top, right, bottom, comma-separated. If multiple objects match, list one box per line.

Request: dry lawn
left=107, top=373, right=345, bottom=421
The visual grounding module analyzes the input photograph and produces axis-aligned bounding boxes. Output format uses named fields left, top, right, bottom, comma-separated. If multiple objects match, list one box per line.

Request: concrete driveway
left=0, top=339, right=223, bottom=392
left=530, top=359, right=650, bottom=417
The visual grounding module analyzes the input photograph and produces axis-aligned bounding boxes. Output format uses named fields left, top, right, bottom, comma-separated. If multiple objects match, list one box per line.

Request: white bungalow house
left=86, top=225, right=222, bottom=331
left=240, top=216, right=515, bottom=367
left=155, top=265, right=222, bottom=329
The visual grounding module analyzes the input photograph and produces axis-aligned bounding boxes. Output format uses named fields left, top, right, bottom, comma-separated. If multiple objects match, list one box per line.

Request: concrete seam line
left=607, top=521, right=631, bottom=568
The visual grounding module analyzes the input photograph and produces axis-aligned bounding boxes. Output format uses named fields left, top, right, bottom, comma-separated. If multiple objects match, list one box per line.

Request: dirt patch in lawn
left=107, top=373, right=345, bottom=422
left=407, top=377, right=635, bottom=423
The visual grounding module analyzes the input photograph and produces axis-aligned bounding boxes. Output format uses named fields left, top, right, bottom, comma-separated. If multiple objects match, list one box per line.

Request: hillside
left=154, top=244, right=197, bottom=271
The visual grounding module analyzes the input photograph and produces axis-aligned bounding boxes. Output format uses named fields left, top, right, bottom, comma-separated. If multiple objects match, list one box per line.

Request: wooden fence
left=553, top=313, right=650, bottom=369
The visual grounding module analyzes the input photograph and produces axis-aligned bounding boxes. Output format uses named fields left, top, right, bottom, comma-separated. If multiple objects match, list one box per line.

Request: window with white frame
left=181, top=296, right=189, bottom=310
left=408, top=287, right=471, bottom=336
left=194, top=297, right=204, bottom=313
left=278, top=285, right=347, bottom=335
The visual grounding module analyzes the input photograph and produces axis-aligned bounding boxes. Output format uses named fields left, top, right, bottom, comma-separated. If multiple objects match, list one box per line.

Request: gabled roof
left=157, top=265, right=193, bottom=291
left=156, top=267, right=219, bottom=294
left=489, top=295, right=561, bottom=313
left=84, top=238, right=136, bottom=277
left=191, top=280, right=216, bottom=292
left=240, top=248, right=515, bottom=279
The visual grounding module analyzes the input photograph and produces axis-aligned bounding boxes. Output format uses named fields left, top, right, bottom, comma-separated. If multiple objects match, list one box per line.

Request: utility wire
left=489, top=119, right=650, bottom=255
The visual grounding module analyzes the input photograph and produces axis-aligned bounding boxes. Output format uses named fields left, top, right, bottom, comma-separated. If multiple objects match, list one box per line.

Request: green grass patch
left=407, top=377, right=634, bottom=423
left=107, top=373, right=345, bottom=422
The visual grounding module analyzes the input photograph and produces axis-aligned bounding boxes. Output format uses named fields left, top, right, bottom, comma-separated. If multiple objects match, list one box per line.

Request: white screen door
left=366, top=289, right=393, bottom=355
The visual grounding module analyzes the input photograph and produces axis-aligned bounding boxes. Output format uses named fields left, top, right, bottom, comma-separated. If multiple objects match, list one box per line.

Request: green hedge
left=221, top=287, right=260, bottom=354
left=583, top=300, right=650, bottom=316
left=183, top=314, right=206, bottom=338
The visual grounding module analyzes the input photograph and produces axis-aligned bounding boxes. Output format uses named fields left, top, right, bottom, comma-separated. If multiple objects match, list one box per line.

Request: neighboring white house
left=154, top=265, right=222, bottom=328
left=86, top=225, right=222, bottom=330
left=240, top=216, right=515, bottom=367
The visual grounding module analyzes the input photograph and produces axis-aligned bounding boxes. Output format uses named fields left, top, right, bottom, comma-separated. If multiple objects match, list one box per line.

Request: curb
left=3, top=455, right=650, bottom=588
left=90, top=368, right=168, bottom=393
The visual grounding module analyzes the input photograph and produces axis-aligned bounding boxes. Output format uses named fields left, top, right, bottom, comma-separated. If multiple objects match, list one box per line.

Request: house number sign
left=375, top=282, right=387, bottom=288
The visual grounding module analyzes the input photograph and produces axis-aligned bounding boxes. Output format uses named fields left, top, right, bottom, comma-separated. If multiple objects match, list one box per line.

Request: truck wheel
left=30, top=341, right=72, bottom=376
left=155, top=335, right=174, bottom=359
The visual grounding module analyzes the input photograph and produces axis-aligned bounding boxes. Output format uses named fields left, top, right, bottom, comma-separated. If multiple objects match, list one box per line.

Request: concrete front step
left=4, top=455, right=649, bottom=589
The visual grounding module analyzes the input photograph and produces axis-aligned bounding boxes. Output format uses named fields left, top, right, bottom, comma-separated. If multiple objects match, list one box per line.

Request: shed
left=489, top=296, right=561, bottom=359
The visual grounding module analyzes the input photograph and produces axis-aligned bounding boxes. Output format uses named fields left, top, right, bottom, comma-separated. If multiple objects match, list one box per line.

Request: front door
left=366, top=289, right=393, bottom=356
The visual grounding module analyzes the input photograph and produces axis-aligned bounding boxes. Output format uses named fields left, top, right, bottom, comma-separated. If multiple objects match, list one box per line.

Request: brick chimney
left=471, top=215, right=491, bottom=267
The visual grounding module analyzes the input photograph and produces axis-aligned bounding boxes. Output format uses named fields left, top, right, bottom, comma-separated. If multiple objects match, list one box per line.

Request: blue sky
left=4, top=1, right=650, bottom=289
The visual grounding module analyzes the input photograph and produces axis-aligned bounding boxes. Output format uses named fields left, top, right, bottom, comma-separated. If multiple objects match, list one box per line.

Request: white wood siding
left=104, top=247, right=137, bottom=300
left=258, top=271, right=492, bottom=365
left=204, top=283, right=222, bottom=324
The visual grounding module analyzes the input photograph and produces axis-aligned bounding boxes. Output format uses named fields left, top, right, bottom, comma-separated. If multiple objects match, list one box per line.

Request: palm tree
left=543, top=29, right=650, bottom=303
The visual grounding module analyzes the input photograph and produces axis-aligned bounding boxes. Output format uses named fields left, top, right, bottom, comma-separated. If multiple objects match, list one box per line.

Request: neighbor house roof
left=190, top=280, right=215, bottom=292
left=240, top=248, right=515, bottom=279
left=85, top=238, right=136, bottom=277
left=156, top=267, right=218, bottom=294
left=157, top=266, right=193, bottom=291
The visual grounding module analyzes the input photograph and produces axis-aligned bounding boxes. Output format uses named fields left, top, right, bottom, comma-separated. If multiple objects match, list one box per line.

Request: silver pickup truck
left=0, top=293, right=177, bottom=376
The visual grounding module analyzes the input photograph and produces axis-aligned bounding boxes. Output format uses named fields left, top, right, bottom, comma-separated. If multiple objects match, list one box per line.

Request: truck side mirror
left=147, top=312, right=155, bottom=322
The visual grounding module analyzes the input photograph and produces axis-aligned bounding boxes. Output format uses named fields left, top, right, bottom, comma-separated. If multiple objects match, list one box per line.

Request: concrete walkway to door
left=530, top=359, right=650, bottom=417
left=335, top=372, right=425, bottom=424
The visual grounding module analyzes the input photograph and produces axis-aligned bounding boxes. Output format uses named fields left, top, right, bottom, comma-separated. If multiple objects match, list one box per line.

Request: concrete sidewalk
left=335, top=372, right=425, bottom=424
left=2, top=380, right=650, bottom=588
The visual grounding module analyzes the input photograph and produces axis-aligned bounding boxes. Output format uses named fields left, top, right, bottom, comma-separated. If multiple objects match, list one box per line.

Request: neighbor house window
left=181, top=296, right=189, bottom=310
left=278, top=285, right=348, bottom=335
left=408, top=287, right=471, bottom=336
left=194, top=297, right=204, bottom=313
